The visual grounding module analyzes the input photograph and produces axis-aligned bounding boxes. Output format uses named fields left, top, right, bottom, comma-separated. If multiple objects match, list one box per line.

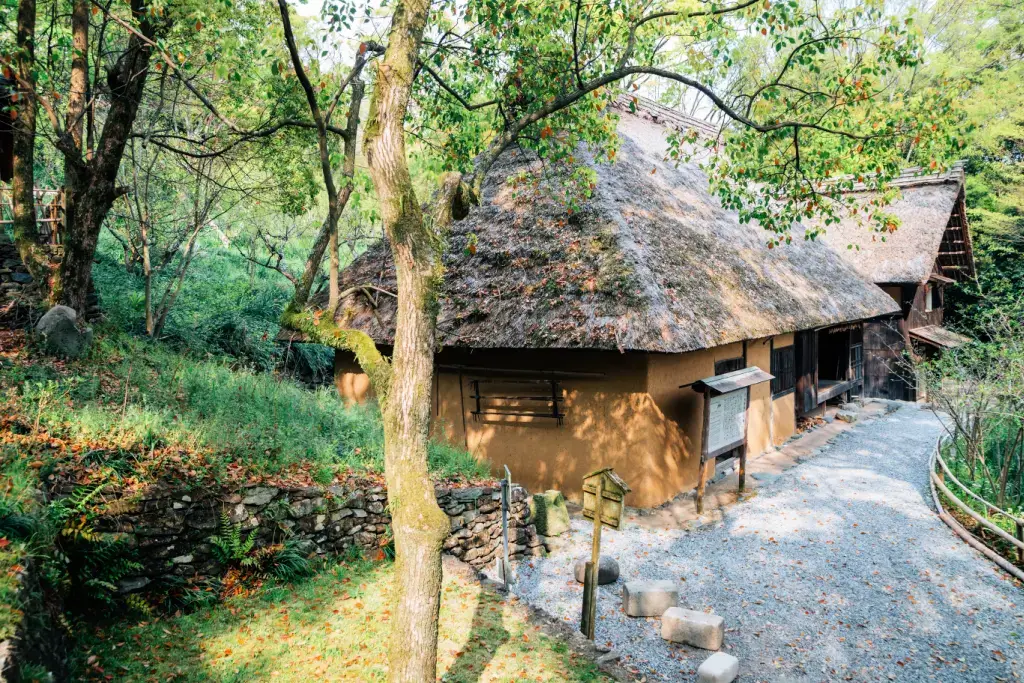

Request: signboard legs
left=580, top=476, right=604, bottom=639
left=696, top=387, right=711, bottom=514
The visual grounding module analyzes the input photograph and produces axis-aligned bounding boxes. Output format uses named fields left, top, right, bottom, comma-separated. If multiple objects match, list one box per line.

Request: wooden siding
left=906, top=282, right=944, bottom=330
left=936, top=189, right=975, bottom=281
left=863, top=317, right=915, bottom=401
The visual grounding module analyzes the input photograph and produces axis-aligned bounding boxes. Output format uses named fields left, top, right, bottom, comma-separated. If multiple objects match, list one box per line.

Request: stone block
left=242, top=487, right=278, bottom=506
left=696, top=652, right=738, bottom=683
left=35, top=305, right=93, bottom=358
left=661, top=607, right=724, bottom=651
left=528, top=490, right=570, bottom=537
left=573, top=556, right=620, bottom=585
left=623, top=580, right=678, bottom=617
left=835, top=410, right=858, bottom=423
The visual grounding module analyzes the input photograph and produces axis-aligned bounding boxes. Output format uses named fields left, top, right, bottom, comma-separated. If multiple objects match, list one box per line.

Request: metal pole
left=500, top=465, right=512, bottom=588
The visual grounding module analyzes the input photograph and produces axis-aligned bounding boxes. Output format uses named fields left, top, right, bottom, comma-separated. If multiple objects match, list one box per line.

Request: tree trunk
left=363, top=0, right=450, bottom=679
left=11, top=0, right=48, bottom=286
left=63, top=0, right=89, bottom=261
left=57, top=3, right=155, bottom=315
left=141, top=219, right=153, bottom=335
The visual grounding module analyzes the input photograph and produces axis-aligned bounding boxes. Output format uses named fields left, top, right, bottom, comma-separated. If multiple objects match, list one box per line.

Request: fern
left=209, top=511, right=256, bottom=565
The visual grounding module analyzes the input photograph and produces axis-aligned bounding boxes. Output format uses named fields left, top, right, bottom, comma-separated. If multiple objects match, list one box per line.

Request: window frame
left=714, top=357, right=744, bottom=376
left=770, top=345, right=796, bottom=398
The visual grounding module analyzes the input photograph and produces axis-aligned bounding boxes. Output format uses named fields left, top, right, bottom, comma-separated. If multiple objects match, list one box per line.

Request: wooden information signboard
left=706, top=389, right=747, bottom=457
left=580, top=468, right=630, bottom=640
left=686, top=367, right=773, bottom=514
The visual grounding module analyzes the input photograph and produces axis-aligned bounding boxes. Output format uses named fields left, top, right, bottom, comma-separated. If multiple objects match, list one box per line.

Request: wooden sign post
left=580, top=468, right=630, bottom=640
left=688, top=367, right=774, bottom=514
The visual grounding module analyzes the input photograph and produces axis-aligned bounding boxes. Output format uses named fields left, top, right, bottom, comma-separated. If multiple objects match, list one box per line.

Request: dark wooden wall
left=794, top=330, right=817, bottom=415
left=905, top=283, right=943, bottom=330
left=863, top=316, right=916, bottom=401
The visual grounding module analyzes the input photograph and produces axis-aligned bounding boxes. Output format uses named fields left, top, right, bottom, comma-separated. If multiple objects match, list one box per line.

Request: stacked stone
left=0, top=237, right=33, bottom=297
left=70, top=478, right=539, bottom=591
left=0, top=236, right=101, bottom=321
left=440, top=485, right=543, bottom=566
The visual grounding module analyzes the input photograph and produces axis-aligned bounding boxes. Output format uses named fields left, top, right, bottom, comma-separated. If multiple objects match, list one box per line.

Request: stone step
left=697, top=652, right=739, bottom=683
left=622, top=580, right=679, bottom=617
left=661, top=607, right=724, bottom=650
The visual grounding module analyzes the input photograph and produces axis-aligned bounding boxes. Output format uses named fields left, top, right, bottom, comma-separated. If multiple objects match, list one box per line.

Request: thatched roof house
left=808, top=164, right=975, bottom=400
left=303, top=100, right=898, bottom=353
left=811, top=164, right=973, bottom=285
left=282, top=99, right=931, bottom=507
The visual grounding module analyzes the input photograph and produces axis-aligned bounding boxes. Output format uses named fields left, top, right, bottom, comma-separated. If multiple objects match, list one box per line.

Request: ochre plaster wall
left=332, top=335, right=800, bottom=509
left=334, top=349, right=374, bottom=404
left=433, top=348, right=672, bottom=507
left=746, top=338, right=773, bottom=456
left=770, top=332, right=797, bottom=446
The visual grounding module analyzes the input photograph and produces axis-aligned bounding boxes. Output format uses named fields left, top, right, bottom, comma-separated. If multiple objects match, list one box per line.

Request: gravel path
left=503, top=404, right=1024, bottom=682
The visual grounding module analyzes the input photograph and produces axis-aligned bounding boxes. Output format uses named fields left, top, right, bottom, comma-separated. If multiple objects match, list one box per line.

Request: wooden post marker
left=580, top=468, right=630, bottom=640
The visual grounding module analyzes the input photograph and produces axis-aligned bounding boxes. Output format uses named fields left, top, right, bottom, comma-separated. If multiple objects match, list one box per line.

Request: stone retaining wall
left=76, top=479, right=541, bottom=591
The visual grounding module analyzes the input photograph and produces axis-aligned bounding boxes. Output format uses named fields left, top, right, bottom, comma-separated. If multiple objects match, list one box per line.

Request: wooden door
left=794, top=330, right=817, bottom=414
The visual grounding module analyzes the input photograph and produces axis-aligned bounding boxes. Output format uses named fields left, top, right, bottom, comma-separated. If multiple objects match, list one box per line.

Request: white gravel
left=501, top=404, right=1024, bottom=681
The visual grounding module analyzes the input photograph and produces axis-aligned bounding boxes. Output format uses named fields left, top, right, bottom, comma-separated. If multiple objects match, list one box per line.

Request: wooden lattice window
left=470, top=378, right=565, bottom=425
left=771, top=345, right=796, bottom=398
left=714, top=357, right=744, bottom=375
left=850, top=344, right=863, bottom=382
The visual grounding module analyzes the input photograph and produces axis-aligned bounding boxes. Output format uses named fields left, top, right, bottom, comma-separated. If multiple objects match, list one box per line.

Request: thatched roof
left=294, top=102, right=899, bottom=354
left=810, top=165, right=965, bottom=285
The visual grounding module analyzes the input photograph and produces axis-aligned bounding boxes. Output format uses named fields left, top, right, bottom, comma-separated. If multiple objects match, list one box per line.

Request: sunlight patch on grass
left=77, top=560, right=607, bottom=682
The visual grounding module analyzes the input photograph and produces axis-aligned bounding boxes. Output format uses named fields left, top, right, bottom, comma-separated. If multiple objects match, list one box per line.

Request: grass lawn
left=75, top=559, right=608, bottom=683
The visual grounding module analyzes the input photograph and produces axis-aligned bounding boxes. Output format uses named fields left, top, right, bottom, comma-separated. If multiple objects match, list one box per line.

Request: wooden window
left=931, top=284, right=943, bottom=311
left=714, top=357, right=744, bottom=375
left=850, top=344, right=863, bottom=382
left=470, top=378, right=565, bottom=425
left=771, top=345, right=796, bottom=398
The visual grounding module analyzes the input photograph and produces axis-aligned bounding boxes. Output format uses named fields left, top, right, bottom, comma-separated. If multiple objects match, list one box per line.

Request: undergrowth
left=0, top=328, right=488, bottom=486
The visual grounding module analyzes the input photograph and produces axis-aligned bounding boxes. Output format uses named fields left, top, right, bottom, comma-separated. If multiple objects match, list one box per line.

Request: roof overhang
left=689, top=366, right=774, bottom=395
left=928, top=273, right=956, bottom=285
left=910, top=325, right=971, bottom=349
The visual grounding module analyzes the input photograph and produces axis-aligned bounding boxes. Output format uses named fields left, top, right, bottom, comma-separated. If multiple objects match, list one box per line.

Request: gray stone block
left=661, top=607, right=724, bottom=650
left=242, top=487, right=278, bottom=506
left=697, top=652, right=738, bottom=683
left=835, top=410, right=858, bottom=423
left=623, top=580, right=678, bottom=617
left=574, top=556, right=620, bottom=585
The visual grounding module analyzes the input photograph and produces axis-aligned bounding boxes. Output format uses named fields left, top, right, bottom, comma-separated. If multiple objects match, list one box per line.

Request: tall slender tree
left=9, top=0, right=46, bottom=285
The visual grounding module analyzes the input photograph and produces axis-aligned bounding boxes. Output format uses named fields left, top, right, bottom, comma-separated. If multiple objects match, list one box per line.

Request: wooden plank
left=696, top=387, right=711, bottom=514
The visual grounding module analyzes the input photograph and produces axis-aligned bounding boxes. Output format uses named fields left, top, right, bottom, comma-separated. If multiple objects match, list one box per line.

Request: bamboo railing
left=930, top=434, right=1024, bottom=565
left=0, top=187, right=65, bottom=247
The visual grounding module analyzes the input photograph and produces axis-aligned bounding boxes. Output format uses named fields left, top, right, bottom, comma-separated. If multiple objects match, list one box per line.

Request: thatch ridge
left=297, top=104, right=900, bottom=353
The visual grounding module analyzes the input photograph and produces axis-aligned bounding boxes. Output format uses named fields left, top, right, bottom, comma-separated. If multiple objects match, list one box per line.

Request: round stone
left=574, top=555, right=620, bottom=585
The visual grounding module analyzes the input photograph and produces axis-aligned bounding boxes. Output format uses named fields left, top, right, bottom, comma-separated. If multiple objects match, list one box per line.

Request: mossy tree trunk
left=11, top=0, right=48, bottom=287
left=362, top=0, right=453, bottom=679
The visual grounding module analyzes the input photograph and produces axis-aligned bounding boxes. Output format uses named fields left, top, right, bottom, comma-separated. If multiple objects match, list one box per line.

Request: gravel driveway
left=504, top=404, right=1024, bottom=682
